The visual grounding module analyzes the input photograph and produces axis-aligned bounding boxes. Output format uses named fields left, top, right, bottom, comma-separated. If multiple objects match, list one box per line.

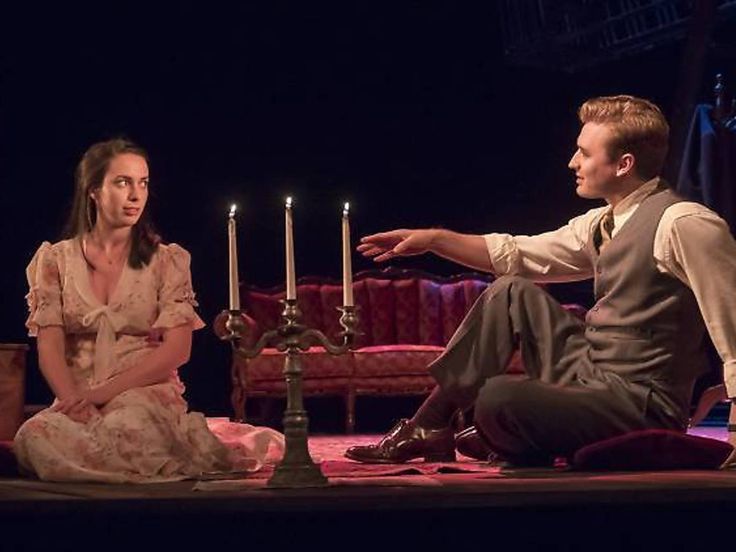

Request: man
left=346, top=95, right=736, bottom=467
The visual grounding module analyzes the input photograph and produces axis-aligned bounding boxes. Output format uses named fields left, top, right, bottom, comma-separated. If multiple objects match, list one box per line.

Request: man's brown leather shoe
left=344, top=419, right=456, bottom=464
left=455, top=426, right=494, bottom=461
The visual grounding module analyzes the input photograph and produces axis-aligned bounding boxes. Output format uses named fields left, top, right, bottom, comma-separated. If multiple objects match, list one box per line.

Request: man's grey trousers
left=429, top=276, right=679, bottom=462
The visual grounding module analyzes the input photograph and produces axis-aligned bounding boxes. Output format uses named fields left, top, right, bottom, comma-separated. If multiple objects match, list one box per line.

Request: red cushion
left=242, top=346, right=355, bottom=382
left=248, top=377, right=352, bottom=395
left=352, top=375, right=435, bottom=395
left=572, top=429, right=733, bottom=471
left=353, top=344, right=444, bottom=377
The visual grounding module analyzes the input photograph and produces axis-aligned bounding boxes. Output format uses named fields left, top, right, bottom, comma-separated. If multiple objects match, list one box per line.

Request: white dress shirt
left=483, top=179, right=736, bottom=398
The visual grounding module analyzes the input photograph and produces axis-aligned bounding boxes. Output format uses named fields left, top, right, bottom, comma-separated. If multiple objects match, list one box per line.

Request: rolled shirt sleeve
left=483, top=208, right=603, bottom=283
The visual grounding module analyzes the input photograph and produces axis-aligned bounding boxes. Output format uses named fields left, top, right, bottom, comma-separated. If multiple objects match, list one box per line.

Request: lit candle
left=228, top=204, right=240, bottom=311
left=285, top=196, right=297, bottom=300
left=342, top=202, right=354, bottom=307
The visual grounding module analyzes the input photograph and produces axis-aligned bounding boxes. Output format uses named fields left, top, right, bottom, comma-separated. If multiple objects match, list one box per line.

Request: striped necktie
left=598, top=210, right=615, bottom=254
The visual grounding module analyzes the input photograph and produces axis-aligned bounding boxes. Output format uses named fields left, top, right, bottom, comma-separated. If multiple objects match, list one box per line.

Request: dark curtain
left=676, top=104, right=736, bottom=414
left=677, top=104, right=736, bottom=233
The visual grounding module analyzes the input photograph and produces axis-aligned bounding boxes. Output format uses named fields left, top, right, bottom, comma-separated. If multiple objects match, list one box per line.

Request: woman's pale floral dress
left=14, top=239, right=283, bottom=483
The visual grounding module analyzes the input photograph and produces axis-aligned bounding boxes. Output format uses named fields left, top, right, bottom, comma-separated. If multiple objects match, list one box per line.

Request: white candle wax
left=285, top=197, right=297, bottom=300
left=228, top=204, right=240, bottom=311
left=342, top=202, right=354, bottom=307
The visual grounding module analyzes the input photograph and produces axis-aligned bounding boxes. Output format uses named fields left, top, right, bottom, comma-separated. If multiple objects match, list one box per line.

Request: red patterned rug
left=193, top=429, right=733, bottom=491
left=251, top=434, right=503, bottom=479
left=194, top=434, right=505, bottom=490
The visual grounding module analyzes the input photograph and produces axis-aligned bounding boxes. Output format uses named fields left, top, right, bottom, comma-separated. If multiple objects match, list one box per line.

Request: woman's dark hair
left=64, top=138, right=160, bottom=268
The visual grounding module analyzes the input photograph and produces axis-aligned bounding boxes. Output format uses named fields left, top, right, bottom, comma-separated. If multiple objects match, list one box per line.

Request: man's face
left=568, top=122, right=622, bottom=200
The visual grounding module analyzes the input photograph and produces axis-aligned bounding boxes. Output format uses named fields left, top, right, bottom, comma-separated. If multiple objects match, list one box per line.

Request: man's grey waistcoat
left=584, top=181, right=707, bottom=425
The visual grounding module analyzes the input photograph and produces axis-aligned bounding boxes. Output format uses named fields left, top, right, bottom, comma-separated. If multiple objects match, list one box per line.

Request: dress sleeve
left=152, top=243, right=206, bottom=331
left=25, top=241, right=64, bottom=336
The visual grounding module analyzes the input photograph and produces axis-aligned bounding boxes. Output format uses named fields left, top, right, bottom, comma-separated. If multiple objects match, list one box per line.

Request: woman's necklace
left=83, top=234, right=129, bottom=269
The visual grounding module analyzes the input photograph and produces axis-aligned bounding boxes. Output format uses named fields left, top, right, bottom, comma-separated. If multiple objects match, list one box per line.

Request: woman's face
left=92, top=153, right=149, bottom=230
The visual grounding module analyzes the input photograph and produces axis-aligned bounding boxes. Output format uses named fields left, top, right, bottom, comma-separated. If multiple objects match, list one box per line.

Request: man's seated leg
left=473, top=374, right=654, bottom=466
left=429, top=275, right=588, bottom=406
left=345, top=276, right=589, bottom=464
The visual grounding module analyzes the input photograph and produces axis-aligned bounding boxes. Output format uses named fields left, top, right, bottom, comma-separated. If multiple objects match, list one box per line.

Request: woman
left=14, top=138, right=283, bottom=483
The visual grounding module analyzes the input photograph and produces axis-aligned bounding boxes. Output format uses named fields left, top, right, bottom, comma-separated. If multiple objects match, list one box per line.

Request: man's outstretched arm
left=359, top=213, right=600, bottom=282
left=358, top=228, right=493, bottom=272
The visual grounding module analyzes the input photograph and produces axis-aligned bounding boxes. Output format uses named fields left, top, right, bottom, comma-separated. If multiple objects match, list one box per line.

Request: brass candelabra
left=221, top=300, right=359, bottom=488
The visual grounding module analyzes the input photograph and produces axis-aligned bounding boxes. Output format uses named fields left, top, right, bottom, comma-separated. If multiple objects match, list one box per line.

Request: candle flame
left=229, top=204, right=237, bottom=217
left=343, top=202, right=350, bottom=215
left=286, top=196, right=293, bottom=208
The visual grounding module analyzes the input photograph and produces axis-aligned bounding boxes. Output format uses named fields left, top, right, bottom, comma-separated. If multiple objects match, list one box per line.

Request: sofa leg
left=345, top=389, right=356, bottom=434
left=231, top=385, right=245, bottom=423
left=230, top=359, right=247, bottom=423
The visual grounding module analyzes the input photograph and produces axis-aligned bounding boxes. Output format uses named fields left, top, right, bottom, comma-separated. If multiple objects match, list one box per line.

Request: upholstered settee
left=223, top=269, right=586, bottom=433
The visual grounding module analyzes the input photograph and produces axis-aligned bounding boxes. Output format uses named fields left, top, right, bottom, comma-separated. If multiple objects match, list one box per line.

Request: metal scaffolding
left=499, top=0, right=736, bottom=71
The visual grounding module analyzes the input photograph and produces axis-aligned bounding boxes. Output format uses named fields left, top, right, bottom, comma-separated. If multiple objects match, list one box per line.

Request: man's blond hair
left=578, top=95, right=669, bottom=180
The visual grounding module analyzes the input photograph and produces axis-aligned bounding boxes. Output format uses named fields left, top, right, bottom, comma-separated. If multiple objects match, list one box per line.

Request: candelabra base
left=267, top=461, right=328, bottom=488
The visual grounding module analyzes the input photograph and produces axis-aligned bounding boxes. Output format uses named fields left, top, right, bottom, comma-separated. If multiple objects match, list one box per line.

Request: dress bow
left=82, top=305, right=124, bottom=384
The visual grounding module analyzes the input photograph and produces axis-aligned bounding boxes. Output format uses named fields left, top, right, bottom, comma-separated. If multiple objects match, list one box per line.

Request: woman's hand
left=51, top=386, right=111, bottom=414
left=67, top=403, right=101, bottom=424
left=50, top=390, right=102, bottom=423
left=81, top=386, right=113, bottom=407
left=50, top=391, right=88, bottom=415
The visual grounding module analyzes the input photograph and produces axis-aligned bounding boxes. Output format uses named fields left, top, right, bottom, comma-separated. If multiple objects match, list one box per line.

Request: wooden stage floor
left=3, top=428, right=736, bottom=550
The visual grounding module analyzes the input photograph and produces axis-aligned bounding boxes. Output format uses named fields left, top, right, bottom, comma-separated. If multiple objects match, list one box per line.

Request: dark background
left=1, top=3, right=734, bottom=424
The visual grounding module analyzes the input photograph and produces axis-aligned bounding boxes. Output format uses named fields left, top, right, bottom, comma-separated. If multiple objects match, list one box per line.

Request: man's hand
left=359, top=228, right=492, bottom=272
left=722, top=398, right=736, bottom=469
left=723, top=429, right=736, bottom=469
left=358, top=229, right=437, bottom=262
left=689, top=384, right=727, bottom=428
